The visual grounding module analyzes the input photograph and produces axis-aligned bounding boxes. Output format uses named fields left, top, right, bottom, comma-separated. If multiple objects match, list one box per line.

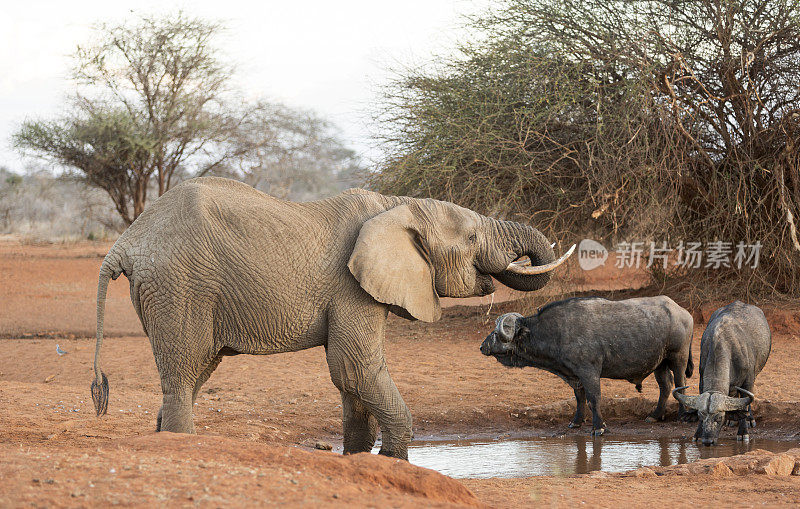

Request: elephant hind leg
left=193, top=353, right=224, bottom=404
left=341, top=391, right=378, bottom=454
left=156, top=353, right=221, bottom=432
left=156, top=352, right=223, bottom=432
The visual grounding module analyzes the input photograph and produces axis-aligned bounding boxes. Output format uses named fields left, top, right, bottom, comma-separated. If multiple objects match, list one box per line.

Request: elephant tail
left=91, top=253, right=123, bottom=417
left=685, top=346, right=694, bottom=379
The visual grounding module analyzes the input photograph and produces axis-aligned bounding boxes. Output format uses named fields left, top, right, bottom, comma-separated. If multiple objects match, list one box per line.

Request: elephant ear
left=348, top=204, right=441, bottom=322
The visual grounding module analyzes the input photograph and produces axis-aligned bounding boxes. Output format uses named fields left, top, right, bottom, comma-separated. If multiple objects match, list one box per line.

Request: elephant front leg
left=357, top=365, right=413, bottom=459
left=328, top=357, right=412, bottom=460
left=340, top=391, right=378, bottom=454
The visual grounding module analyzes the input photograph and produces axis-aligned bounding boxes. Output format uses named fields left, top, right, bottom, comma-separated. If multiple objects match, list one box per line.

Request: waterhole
left=378, top=435, right=797, bottom=478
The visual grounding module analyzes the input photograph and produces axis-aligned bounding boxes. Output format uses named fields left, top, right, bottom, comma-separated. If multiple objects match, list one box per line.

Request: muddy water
left=391, top=435, right=797, bottom=478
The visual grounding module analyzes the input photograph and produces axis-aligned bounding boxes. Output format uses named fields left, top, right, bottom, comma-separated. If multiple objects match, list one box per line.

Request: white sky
left=0, top=0, right=491, bottom=173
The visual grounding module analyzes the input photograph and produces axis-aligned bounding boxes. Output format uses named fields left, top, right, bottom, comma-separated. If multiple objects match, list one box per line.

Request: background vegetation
left=373, top=0, right=800, bottom=297
left=0, top=167, right=122, bottom=240
left=6, top=2, right=800, bottom=299
left=11, top=13, right=361, bottom=228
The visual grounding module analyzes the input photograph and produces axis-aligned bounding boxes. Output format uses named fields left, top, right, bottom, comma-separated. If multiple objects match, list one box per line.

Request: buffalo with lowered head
left=480, top=296, right=694, bottom=435
left=673, top=301, right=771, bottom=446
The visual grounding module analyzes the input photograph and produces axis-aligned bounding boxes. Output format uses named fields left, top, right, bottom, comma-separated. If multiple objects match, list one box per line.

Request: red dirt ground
left=2, top=239, right=800, bottom=507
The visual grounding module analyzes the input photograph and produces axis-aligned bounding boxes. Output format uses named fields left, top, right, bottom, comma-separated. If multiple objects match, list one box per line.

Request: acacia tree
left=16, top=106, right=154, bottom=224
left=376, top=0, right=800, bottom=295
left=14, top=13, right=242, bottom=224
left=14, top=13, right=360, bottom=225
left=219, top=103, right=362, bottom=201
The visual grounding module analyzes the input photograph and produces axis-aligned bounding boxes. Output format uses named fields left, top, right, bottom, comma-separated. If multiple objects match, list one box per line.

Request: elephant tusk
left=505, top=244, right=576, bottom=275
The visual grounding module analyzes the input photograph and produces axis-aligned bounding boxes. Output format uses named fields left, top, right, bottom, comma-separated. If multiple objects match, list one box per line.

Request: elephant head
left=673, top=386, right=754, bottom=446
left=348, top=198, right=573, bottom=322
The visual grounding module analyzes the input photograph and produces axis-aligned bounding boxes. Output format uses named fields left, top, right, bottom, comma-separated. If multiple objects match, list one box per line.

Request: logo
left=578, top=239, right=608, bottom=271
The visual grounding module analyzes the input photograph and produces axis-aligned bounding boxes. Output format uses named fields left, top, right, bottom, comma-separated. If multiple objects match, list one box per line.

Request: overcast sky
left=0, top=0, right=490, bottom=173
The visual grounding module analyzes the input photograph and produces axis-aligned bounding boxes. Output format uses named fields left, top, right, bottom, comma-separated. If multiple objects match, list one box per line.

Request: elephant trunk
left=485, top=220, right=559, bottom=292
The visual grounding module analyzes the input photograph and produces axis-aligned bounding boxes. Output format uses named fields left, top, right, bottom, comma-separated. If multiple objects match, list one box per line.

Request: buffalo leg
left=578, top=373, right=605, bottom=436
left=683, top=373, right=705, bottom=423
left=737, top=416, right=750, bottom=441
left=668, top=355, right=692, bottom=421
left=738, top=379, right=756, bottom=437
left=569, top=384, right=587, bottom=429
left=646, top=363, right=672, bottom=422
left=743, top=379, right=756, bottom=428
left=725, top=411, right=741, bottom=428
left=747, top=406, right=756, bottom=428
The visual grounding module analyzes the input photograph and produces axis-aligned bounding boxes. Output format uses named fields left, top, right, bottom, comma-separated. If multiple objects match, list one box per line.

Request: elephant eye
left=469, top=233, right=477, bottom=243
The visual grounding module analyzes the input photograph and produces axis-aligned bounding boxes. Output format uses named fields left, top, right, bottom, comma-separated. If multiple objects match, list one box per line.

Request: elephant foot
left=342, top=427, right=378, bottom=455
left=568, top=421, right=582, bottom=429
left=378, top=447, right=408, bottom=461
left=343, top=443, right=374, bottom=455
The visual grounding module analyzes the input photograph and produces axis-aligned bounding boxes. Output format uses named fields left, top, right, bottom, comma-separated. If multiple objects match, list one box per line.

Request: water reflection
left=392, top=435, right=794, bottom=479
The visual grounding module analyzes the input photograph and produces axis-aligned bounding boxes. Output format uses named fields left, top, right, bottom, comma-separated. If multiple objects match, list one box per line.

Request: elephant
left=90, top=176, right=573, bottom=459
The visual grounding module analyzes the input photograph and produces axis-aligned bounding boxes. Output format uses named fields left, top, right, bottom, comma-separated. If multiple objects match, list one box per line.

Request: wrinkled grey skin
left=480, top=296, right=694, bottom=436
left=674, top=301, right=771, bottom=446
left=91, top=177, right=564, bottom=460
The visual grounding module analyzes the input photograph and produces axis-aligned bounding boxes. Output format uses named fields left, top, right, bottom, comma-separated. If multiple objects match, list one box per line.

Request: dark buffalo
left=480, top=296, right=694, bottom=435
left=673, top=301, right=771, bottom=446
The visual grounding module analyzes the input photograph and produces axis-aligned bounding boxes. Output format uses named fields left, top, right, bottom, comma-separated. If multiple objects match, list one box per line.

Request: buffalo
left=673, top=301, right=771, bottom=445
left=480, top=296, right=694, bottom=435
